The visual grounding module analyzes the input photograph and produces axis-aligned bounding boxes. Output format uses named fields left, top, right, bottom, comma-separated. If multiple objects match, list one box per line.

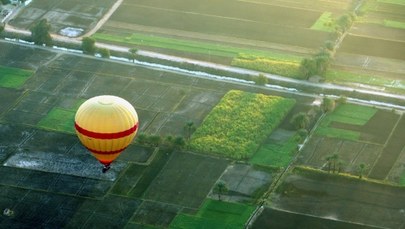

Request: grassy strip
left=135, top=55, right=253, bottom=81
left=325, top=69, right=405, bottom=94
left=170, top=199, right=255, bottom=229
left=378, top=0, right=405, bottom=5
left=310, top=12, right=335, bottom=32
left=250, top=134, right=300, bottom=168
left=400, top=172, right=405, bottom=186
left=231, top=54, right=302, bottom=79
left=315, top=104, right=377, bottom=141
left=325, top=69, right=395, bottom=85
left=92, top=32, right=302, bottom=61
left=384, top=19, right=405, bottom=29
left=326, top=103, right=377, bottom=125
left=189, top=90, right=295, bottom=159
left=0, top=65, right=33, bottom=89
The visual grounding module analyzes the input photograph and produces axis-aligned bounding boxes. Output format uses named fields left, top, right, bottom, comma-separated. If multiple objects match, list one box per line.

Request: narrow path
left=80, top=0, right=124, bottom=38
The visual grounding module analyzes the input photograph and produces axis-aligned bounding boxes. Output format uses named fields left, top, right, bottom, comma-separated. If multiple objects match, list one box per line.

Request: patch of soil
left=369, top=115, right=405, bottom=179
left=271, top=172, right=405, bottom=229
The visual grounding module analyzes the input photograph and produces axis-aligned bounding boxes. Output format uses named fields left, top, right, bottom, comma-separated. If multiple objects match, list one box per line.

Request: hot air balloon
left=74, top=95, right=139, bottom=173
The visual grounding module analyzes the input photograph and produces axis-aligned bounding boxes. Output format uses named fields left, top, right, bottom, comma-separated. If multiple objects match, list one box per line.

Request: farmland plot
left=297, top=103, right=403, bottom=182
left=8, top=0, right=117, bottom=36
left=268, top=167, right=405, bottom=229
left=96, top=0, right=339, bottom=60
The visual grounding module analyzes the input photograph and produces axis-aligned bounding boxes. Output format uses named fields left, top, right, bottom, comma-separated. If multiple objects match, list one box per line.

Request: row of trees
left=25, top=19, right=139, bottom=60
left=324, top=153, right=368, bottom=179
left=298, top=11, right=357, bottom=80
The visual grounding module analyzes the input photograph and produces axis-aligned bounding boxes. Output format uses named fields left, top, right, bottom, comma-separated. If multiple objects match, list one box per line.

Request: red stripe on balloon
left=75, top=122, right=138, bottom=139
left=85, top=146, right=127, bottom=155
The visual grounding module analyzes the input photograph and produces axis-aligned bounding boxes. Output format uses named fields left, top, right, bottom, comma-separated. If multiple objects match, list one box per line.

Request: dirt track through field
left=369, top=115, right=405, bottom=180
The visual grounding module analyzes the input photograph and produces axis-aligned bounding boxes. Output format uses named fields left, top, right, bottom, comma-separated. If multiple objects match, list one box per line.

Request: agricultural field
left=0, top=41, right=313, bottom=228
left=8, top=0, right=117, bottom=36
left=331, top=0, right=405, bottom=92
left=265, top=167, right=405, bottom=229
left=296, top=103, right=405, bottom=184
left=189, top=90, right=295, bottom=159
left=94, top=0, right=352, bottom=70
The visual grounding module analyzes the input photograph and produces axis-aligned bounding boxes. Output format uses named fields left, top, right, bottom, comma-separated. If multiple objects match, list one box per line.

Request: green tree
left=321, top=97, right=336, bottom=113
left=299, top=58, right=317, bottom=79
left=148, top=135, right=161, bottom=147
left=254, top=73, right=268, bottom=85
left=135, top=133, right=147, bottom=145
left=129, top=48, right=137, bottom=62
left=173, top=136, right=185, bottom=149
left=30, top=18, right=52, bottom=46
left=98, top=48, right=110, bottom=58
left=325, top=153, right=339, bottom=173
left=184, top=121, right=196, bottom=140
left=324, top=40, right=335, bottom=51
left=213, top=180, right=228, bottom=201
left=358, top=163, right=366, bottom=179
left=0, top=24, right=4, bottom=34
left=82, top=37, right=96, bottom=55
left=336, top=14, right=353, bottom=32
left=290, top=112, right=310, bottom=130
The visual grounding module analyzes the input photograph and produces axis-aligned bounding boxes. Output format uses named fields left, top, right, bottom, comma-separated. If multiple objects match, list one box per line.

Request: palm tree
left=129, top=48, right=137, bottom=62
left=213, top=180, right=228, bottom=201
left=184, top=121, right=196, bottom=140
left=325, top=153, right=339, bottom=173
left=358, top=163, right=366, bottom=179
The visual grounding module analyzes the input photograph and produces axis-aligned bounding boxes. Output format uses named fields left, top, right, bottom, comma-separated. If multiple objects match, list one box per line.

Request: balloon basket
left=102, top=165, right=111, bottom=173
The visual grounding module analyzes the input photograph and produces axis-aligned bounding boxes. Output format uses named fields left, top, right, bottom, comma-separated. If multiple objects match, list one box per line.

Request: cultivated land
left=1, top=0, right=405, bottom=228
left=0, top=41, right=310, bottom=228
left=1, top=38, right=405, bottom=228
left=8, top=0, right=116, bottom=36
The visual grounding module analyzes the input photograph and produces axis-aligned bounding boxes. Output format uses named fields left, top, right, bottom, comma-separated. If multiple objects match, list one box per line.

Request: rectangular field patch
left=170, top=199, right=255, bottom=229
left=0, top=65, right=33, bottom=89
left=189, top=90, right=295, bottom=159
left=315, top=104, right=377, bottom=141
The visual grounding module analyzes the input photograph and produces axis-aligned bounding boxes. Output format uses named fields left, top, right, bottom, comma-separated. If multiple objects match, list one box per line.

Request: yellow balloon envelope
left=74, top=95, right=138, bottom=169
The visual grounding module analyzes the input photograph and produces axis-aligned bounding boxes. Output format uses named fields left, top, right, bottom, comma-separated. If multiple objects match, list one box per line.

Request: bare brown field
left=339, top=35, right=405, bottom=60
left=270, top=169, right=405, bottom=229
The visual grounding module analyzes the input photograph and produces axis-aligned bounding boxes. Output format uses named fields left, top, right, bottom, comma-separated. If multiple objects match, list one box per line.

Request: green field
left=37, top=99, right=85, bottom=134
left=250, top=134, right=301, bottom=168
left=93, top=32, right=304, bottom=62
left=170, top=199, right=255, bottom=229
left=315, top=103, right=377, bottom=141
left=311, top=12, right=336, bottom=32
left=0, top=65, right=33, bottom=89
left=378, top=0, right=405, bottom=5
left=189, top=90, right=295, bottom=159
